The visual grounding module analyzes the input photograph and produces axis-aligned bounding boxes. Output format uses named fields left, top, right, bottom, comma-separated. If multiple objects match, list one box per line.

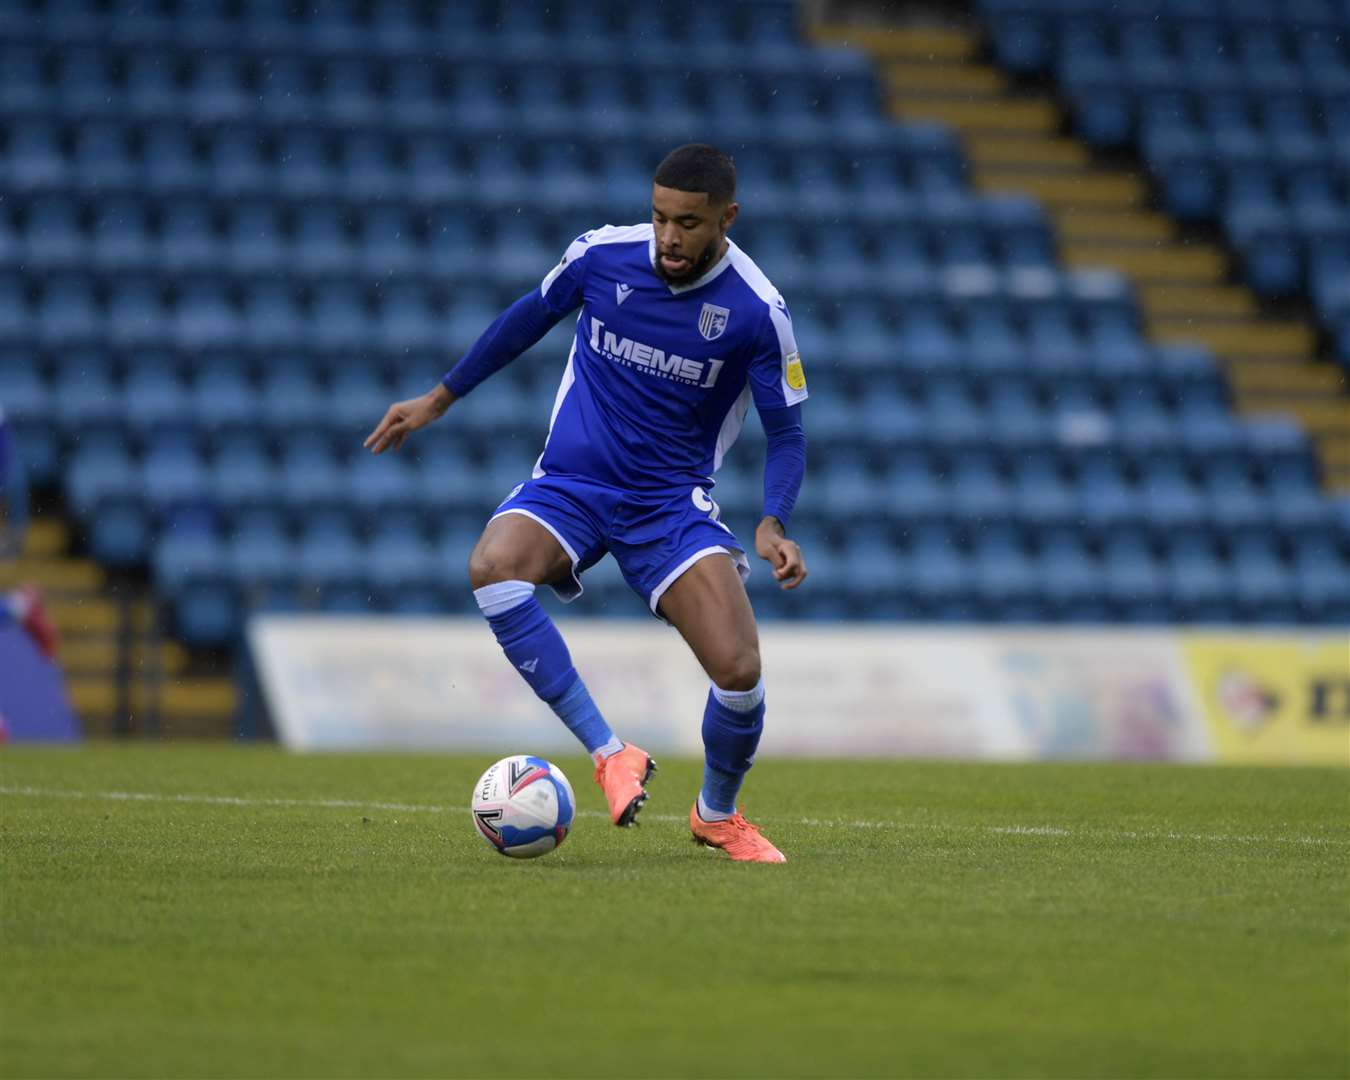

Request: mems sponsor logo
left=589, top=318, right=724, bottom=388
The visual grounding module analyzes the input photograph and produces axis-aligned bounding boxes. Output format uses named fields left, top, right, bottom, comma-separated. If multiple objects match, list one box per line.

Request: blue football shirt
left=529, top=223, right=808, bottom=492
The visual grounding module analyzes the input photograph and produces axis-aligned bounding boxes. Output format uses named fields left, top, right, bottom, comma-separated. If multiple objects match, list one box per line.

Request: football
left=470, top=755, right=576, bottom=858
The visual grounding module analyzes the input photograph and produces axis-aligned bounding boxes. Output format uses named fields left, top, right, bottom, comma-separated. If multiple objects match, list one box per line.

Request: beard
left=653, top=237, right=720, bottom=284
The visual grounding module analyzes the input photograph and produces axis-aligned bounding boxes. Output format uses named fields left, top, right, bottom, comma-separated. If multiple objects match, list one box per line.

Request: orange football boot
left=689, top=804, right=786, bottom=863
left=592, top=743, right=656, bottom=826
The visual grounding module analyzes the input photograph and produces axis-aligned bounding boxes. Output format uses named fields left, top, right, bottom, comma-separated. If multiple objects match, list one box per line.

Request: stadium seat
left=4, top=0, right=1342, bottom=640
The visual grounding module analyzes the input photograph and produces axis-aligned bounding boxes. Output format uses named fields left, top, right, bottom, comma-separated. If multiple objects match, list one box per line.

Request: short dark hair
left=653, top=143, right=736, bottom=205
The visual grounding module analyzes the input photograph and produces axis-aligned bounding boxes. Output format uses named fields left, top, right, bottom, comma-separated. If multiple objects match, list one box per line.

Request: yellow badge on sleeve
left=785, top=352, right=807, bottom=391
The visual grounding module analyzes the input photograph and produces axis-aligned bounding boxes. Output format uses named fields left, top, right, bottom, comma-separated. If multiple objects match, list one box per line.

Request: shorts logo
left=698, top=303, right=730, bottom=341
left=691, top=486, right=722, bottom=521
left=785, top=351, right=807, bottom=391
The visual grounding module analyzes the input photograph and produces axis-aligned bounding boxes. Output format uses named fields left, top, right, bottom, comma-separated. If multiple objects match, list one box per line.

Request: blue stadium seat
left=5, top=121, right=69, bottom=195
left=174, top=282, right=239, bottom=351
left=75, top=124, right=139, bottom=195
left=122, top=360, right=191, bottom=437
left=293, top=513, right=364, bottom=597
left=1036, top=529, right=1101, bottom=612
left=277, top=131, right=335, bottom=201
left=1290, top=537, right=1350, bottom=622
left=227, top=204, right=288, bottom=276
left=949, top=455, right=1013, bottom=521
left=141, top=125, right=206, bottom=196
left=241, top=282, right=306, bottom=351
left=209, top=129, right=271, bottom=199
left=1229, top=535, right=1296, bottom=621
left=971, top=525, right=1039, bottom=609
left=0, top=276, right=32, bottom=345
left=24, top=196, right=85, bottom=273
left=257, top=57, right=315, bottom=124
left=194, top=369, right=261, bottom=437
left=38, top=276, right=103, bottom=348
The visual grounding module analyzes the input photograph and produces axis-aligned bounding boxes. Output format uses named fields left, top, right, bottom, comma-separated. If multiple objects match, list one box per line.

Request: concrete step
left=1224, top=361, right=1348, bottom=395
left=1321, top=461, right=1350, bottom=491
left=979, top=171, right=1147, bottom=207
left=1055, top=209, right=1176, bottom=243
left=1066, top=244, right=1227, bottom=281
left=892, top=97, right=1060, bottom=132
left=1241, top=399, right=1349, bottom=435
left=965, top=135, right=1091, bottom=169
left=58, top=637, right=190, bottom=678
left=1153, top=320, right=1316, bottom=358
left=883, top=62, right=1007, bottom=94
left=66, top=676, right=237, bottom=726
left=21, top=518, right=70, bottom=558
left=0, top=558, right=105, bottom=591
left=1140, top=283, right=1255, bottom=318
left=813, top=25, right=976, bottom=60
left=1317, top=434, right=1350, bottom=469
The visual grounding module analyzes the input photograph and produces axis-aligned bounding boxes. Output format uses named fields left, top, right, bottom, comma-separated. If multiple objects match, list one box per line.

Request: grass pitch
left=2, top=746, right=1346, bottom=1079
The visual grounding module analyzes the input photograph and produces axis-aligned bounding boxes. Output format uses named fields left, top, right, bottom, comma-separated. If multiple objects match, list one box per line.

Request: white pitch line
left=1, top=785, right=1347, bottom=849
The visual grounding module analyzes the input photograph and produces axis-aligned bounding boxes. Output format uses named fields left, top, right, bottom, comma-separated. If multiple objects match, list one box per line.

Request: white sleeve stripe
left=769, top=303, right=808, bottom=406
left=539, top=223, right=654, bottom=299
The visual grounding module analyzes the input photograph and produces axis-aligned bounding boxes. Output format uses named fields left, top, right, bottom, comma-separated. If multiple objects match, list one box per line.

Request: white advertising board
left=248, top=616, right=1214, bottom=761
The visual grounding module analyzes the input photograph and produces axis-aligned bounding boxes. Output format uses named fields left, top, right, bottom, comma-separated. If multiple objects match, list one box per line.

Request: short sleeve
left=748, top=293, right=809, bottom=410
left=537, top=230, right=596, bottom=317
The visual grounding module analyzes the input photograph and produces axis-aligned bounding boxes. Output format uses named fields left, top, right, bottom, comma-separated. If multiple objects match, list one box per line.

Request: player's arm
left=365, top=234, right=591, bottom=454
left=748, top=296, right=810, bottom=588
left=755, top=403, right=808, bottom=589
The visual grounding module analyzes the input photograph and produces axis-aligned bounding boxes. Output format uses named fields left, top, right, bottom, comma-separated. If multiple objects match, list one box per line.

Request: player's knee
left=713, top=649, right=761, bottom=693
left=468, top=543, right=514, bottom=590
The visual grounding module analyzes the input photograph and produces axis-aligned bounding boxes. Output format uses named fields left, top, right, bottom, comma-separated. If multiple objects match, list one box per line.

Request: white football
left=470, top=755, right=576, bottom=859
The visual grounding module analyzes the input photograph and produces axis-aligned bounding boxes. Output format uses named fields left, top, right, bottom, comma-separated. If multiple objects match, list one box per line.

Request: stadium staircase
left=812, top=18, right=1350, bottom=491
left=0, top=514, right=235, bottom=736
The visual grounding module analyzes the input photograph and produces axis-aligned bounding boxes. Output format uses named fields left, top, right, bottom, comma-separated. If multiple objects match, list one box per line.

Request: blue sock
left=699, top=680, right=765, bottom=817
left=475, top=580, right=618, bottom=757
left=551, top=679, right=621, bottom=759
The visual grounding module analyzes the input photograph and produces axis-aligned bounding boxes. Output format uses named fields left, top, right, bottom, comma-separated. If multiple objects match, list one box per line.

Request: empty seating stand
left=1, top=0, right=1347, bottom=647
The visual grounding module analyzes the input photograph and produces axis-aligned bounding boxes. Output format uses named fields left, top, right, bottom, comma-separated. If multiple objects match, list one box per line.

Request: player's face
left=651, top=184, right=738, bottom=283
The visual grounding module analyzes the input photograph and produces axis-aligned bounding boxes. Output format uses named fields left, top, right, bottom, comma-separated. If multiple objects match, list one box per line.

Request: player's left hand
left=755, top=518, right=806, bottom=590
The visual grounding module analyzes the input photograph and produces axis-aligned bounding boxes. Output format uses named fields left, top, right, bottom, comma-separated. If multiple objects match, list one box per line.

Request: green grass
left=2, top=747, right=1347, bottom=1079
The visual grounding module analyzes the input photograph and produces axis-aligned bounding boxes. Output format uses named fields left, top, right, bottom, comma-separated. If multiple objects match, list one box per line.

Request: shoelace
left=726, top=813, right=760, bottom=834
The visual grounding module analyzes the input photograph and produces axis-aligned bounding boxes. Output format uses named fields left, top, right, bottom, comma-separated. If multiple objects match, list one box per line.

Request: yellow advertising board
left=1182, top=635, right=1349, bottom=765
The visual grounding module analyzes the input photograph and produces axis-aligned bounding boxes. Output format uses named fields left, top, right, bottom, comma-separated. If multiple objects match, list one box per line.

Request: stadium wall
left=248, top=617, right=1347, bottom=765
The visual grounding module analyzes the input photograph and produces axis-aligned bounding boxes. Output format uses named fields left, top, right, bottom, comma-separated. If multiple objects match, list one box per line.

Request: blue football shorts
left=490, top=473, right=751, bottom=617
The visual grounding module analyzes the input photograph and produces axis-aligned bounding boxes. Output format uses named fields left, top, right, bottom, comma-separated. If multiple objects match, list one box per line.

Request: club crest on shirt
left=698, top=303, right=730, bottom=341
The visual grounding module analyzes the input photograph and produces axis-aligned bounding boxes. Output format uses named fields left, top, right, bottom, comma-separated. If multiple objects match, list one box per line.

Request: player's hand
left=755, top=517, right=807, bottom=590
left=363, top=384, right=454, bottom=454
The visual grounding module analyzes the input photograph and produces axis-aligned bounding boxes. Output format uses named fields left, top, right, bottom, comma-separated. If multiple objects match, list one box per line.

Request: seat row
left=0, top=124, right=953, bottom=207
left=982, top=0, right=1350, bottom=77
left=0, top=47, right=877, bottom=121
left=1, top=275, right=1155, bottom=358
left=63, top=437, right=1337, bottom=564
left=147, top=517, right=1350, bottom=647
left=0, top=197, right=1049, bottom=279
left=3, top=0, right=824, bottom=64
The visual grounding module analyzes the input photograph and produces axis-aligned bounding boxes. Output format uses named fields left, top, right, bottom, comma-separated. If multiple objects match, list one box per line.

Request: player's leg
left=470, top=512, right=621, bottom=755
left=656, top=555, right=785, bottom=862
left=656, top=552, right=762, bottom=814
left=469, top=507, right=654, bottom=825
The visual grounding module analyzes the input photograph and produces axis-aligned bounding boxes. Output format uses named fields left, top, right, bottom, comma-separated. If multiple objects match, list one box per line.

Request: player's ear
left=721, top=201, right=739, bottom=232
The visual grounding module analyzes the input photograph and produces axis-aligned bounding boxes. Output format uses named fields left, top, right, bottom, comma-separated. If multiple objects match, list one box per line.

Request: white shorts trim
left=648, top=545, right=751, bottom=617
left=488, top=507, right=584, bottom=603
